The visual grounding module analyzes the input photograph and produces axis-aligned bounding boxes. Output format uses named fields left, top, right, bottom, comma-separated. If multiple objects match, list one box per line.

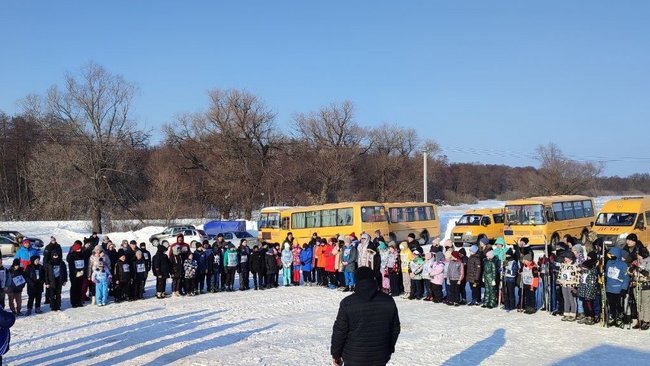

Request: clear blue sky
left=1, top=1, right=649, bottom=177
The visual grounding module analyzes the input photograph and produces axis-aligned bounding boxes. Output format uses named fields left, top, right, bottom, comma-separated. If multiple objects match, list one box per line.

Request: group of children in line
left=4, top=229, right=650, bottom=332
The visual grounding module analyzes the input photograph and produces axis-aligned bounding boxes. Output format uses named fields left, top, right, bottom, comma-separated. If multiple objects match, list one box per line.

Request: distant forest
left=1, top=63, right=648, bottom=232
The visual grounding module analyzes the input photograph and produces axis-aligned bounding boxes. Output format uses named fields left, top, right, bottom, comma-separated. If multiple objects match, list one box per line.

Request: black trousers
left=156, top=277, right=167, bottom=293
left=389, top=272, right=400, bottom=296
left=318, top=268, right=327, bottom=285
left=432, top=284, right=444, bottom=302
left=226, top=267, right=237, bottom=288
left=70, top=277, right=84, bottom=306
left=27, top=288, right=42, bottom=310
left=240, top=268, right=250, bottom=289
left=607, top=292, right=623, bottom=320
left=49, top=284, right=62, bottom=310
left=411, top=280, right=424, bottom=299
left=504, top=281, right=516, bottom=310
left=134, top=280, right=145, bottom=299
left=448, top=282, right=460, bottom=304
left=471, top=282, right=482, bottom=303
left=302, top=271, right=312, bottom=283
left=172, top=277, right=183, bottom=293
left=185, top=278, right=196, bottom=293
left=252, top=271, right=262, bottom=288
left=196, top=272, right=206, bottom=292
left=524, top=284, right=536, bottom=309
left=265, top=273, right=275, bottom=289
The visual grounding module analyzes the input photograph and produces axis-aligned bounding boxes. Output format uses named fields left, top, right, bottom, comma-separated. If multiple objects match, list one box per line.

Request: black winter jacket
left=67, top=251, right=87, bottom=282
left=25, top=263, right=46, bottom=292
left=264, top=249, right=278, bottom=273
left=115, top=259, right=133, bottom=283
left=466, top=253, right=483, bottom=283
left=43, top=243, right=63, bottom=266
left=331, top=279, right=400, bottom=366
left=45, top=260, right=67, bottom=287
left=250, top=251, right=264, bottom=273
left=153, top=249, right=171, bottom=279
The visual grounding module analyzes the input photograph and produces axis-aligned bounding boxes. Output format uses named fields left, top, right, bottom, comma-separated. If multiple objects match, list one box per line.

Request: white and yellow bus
left=452, top=208, right=505, bottom=245
left=258, top=202, right=390, bottom=244
left=385, top=202, right=440, bottom=244
left=503, top=195, right=595, bottom=246
left=593, top=196, right=650, bottom=247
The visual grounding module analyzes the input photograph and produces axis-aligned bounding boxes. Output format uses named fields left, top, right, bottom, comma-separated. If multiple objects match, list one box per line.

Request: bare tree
left=532, top=143, right=603, bottom=195
left=24, top=62, right=147, bottom=232
left=293, top=101, right=367, bottom=203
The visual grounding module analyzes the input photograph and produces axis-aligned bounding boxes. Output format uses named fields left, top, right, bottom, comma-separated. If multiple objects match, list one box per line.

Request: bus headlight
left=619, top=233, right=628, bottom=239
left=465, top=231, right=472, bottom=236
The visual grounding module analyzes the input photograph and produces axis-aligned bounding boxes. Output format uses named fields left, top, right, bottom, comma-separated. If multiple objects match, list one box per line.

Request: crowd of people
left=2, top=229, right=650, bottom=332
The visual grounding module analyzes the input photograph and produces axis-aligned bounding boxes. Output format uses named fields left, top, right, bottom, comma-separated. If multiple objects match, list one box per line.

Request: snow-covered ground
left=1, top=196, right=644, bottom=366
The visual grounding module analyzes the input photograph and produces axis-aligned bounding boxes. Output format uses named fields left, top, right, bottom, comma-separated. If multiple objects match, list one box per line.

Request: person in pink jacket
left=429, top=252, right=446, bottom=303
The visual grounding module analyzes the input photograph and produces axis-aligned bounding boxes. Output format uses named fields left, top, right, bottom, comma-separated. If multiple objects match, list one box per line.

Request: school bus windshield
left=505, top=204, right=546, bottom=225
left=259, top=212, right=280, bottom=229
left=595, top=213, right=636, bottom=227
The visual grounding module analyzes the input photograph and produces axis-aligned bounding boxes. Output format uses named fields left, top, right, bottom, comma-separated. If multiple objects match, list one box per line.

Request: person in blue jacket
left=0, top=307, right=16, bottom=364
left=193, top=243, right=208, bottom=294
left=300, top=244, right=313, bottom=285
left=605, top=247, right=630, bottom=327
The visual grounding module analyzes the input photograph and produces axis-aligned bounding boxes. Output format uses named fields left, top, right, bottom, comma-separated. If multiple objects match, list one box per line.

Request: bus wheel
left=580, top=230, right=589, bottom=244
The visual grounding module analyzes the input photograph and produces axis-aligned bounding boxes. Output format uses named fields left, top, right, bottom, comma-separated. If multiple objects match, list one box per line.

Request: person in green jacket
left=223, top=243, right=239, bottom=292
left=482, top=250, right=497, bottom=309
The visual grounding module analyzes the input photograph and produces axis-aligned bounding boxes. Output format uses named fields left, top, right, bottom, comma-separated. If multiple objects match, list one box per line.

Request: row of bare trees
left=0, top=63, right=643, bottom=232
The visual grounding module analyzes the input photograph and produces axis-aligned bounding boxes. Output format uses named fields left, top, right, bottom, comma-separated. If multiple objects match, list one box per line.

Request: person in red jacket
left=168, top=234, right=190, bottom=258
left=324, top=238, right=337, bottom=288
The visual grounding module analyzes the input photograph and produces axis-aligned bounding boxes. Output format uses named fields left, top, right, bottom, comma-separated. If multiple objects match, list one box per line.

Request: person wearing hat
left=7, top=259, right=26, bottom=315
left=399, top=242, right=413, bottom=298
left=408, top=250, right=425, bottom=300
left=170, top=245, right=184, bottom=296
left=25, top=255, right=45, bottom=315
left=406, top=233, right=423, bottom=256
left=446, top=251, right=464, bottom=306
left=168, top=234, right=190, bottom=259
left=466, top=245, right=483, bottom=306
left=67, top=241, right=87, bottom=308
left=503, top=249, right=518, bottom=311
left=605, top=247, right=631, bottom=327
left=521, top=254, right=539, bottom=314
left=44, top=251, right=67, bottom=311
left=385, top=242, right=400, bottom=296
left=633, top=247, right=650, bottom=330
left=133, top=250, right=148, bottom=299
left=15, top=239, right=38, bottom=270
left=577, top=252, right=599, bottom=325
left=558, top=250, right=578, bottom=321
left=91, top=261, right=112, bottom=306
left=625, top=233, right=649, bottom=264
left=341, top=237, right=357, bottom=292
left=372, top=230, right=386, bottom=249
left=430, top=251, right=446, bottom=303
left=153, top=244, right=171, bottom=298
left=222, top=243, right=239, bottom=291
left=114, top=252, right=132, bottom=302
left=482, top=250, right=498, bottom=309
left=331, top=267, right=400, bottom=366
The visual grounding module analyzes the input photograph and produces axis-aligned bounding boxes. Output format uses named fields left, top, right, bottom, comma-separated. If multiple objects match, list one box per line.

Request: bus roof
left=463, top=208, right=504, bottom=215
left=383, top=202, right=436, bottom=208
left=288, top=201, right=384, bottom=213
left=599, top=196, right=650, bottom=213
left=260, top=206, right=294, bottom=213
left=506, top=195, right=592, bottom=206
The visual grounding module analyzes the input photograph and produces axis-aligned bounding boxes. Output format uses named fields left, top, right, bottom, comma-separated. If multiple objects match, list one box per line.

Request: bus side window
left=636, top=214, right=645, bottom=230
left=546, top=209, right=554, bottom=222
left=282, top=217, right=290, bottom=230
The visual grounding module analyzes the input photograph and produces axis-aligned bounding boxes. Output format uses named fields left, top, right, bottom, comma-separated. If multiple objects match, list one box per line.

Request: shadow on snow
left=441, top=328, right=506, bottom=366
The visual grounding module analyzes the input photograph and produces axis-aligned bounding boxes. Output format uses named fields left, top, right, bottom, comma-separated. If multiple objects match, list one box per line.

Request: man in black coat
left=331, top=267, right=401, bottom=366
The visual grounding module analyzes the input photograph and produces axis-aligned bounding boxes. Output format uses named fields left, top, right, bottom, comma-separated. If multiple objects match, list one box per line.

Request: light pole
left=423, top=148, right=429, bottom=203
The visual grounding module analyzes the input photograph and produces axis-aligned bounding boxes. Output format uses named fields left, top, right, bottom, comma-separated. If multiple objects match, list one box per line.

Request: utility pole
left=423, top=148, right=429, bottom=203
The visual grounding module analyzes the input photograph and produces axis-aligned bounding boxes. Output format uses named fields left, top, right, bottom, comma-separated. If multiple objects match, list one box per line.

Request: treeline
left=0, top=63, right=648, bottom=231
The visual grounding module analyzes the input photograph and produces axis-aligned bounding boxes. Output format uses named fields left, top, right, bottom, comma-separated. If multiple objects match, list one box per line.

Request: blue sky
left=1, top=1, right=649, bottom=176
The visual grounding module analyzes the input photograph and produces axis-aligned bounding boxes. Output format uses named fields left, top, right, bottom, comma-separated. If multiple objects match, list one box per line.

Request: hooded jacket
left=264, top=247, right=278, bottom=273
left=44, top=256, right=67, bottom=286
left=605, top=247, right=630, bottom=294
left=331, top=278, right=400, bottom=366
left=15, top=244, right=39, bottom=270
left=300, top=246, right=313, bottom=272
left=281, top=244, right=293, bottom=267
left=25, top=257, right=45, bottom=292
left=152, top=246, right=171, bottom=279
left=341, top=245, right=358, bottom=273
left=466, top=252, right=483, bottom=283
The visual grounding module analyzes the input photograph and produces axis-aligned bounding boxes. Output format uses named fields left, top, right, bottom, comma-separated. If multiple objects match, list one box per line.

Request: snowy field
left=2, top=196, right=645, bottom=366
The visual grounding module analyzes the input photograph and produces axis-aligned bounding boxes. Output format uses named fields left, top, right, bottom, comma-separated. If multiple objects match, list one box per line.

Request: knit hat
left=30, top=255, right=40, bottom=264
left=399, top=242, right=407, bottom=250
left=486, top=250, right=495, bottom=260
left=349, top=232, right=357, bottom=241
left=50, top=236, right=57, bottom=242
left=12, top=258, right=20, bottom=267
left=408, top=233, right=416, bottom=239
left=435, top=252, right=445, bottom=262
left=627, top=233, right=638, bottom=242
left=520, top=237, right=529, bottom=246
left=469, top=245, right=478, bottom=254
left=451, top=251, right=461, bottom=260
left=459, top=248, right=467, bottom=257
left=479, top=237, right=490, bottom=246
left=523, top=254, right=533, bottom=262
left=572, top=244, right=583, bottom=254
left=129, top=240, right=137, bottom=245
left=72, top=241, right=82, bottom=252
left=505, top=249, right=514, bottom=258
left=388, top=241, right=397, bottom=248
left=494, top=237, right=505, bottom=246
left=22, top=239, right=30, bottom=245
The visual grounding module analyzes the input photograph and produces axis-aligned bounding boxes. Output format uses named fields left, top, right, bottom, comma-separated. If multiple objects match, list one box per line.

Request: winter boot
left=35, top=307, right=42, bottom=314
left=26, top=309, right=32, bottom=316
left=91, top=296, right=96, bottom=305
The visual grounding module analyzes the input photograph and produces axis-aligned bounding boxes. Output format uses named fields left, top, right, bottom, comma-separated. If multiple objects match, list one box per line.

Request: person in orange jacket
left=324, top=238, right=337, bottom=288
left=315, top=239, right=328, bottom=286
left=521, top=254, right=540, bottom=314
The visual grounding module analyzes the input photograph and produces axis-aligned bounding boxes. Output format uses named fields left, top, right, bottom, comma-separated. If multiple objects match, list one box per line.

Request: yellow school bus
left=452, top=208, right=505, bottom=245
left=593, top=196, right=650, bottom=247
left=503, top=195, right=595, bottom=247
left=258, top=206, right=293, bottom=244
left=385, top=202, right=440, bottom=244
left=258, top=202, right=390, bottom=244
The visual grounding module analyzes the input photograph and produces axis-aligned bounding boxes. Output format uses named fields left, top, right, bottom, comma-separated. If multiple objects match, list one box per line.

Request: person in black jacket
left=238, top=240, right=251, bottom=290
left=152, top=245, right=170, bottom=299
left=250, top=245, right=264, bottom=290
left=133, top=251, right=147, bottom=300
left=207, top=244, right=222, bottom=293
left=114, top=253, right=132, bottom=302
left=42, top=236, right=62, bottom=305
left=67, top=241, right=87, bottom=308
left=45, top=252, right=67, bottom=311
left=170, top=247, right=184, bottom=297
left=25, top=256, right=45, bottom=315
left=264, top=244, right=278, bottom=290
left=331, top=266, right=401, bottom=366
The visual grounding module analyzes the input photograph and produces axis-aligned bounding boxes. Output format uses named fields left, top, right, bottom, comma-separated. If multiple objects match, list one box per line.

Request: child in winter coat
left=521, top=255, right=540, bottom=314
left=7, top=259, right=26, bottom=315
left=577, top=252, right=598, bottom=325
left=194, top=244, right=208, bottom=294
left=183, top=253, right=198, bottom=296
left=446, top=251, right=464, bottom=306
left=291, top=243, right=302, bottom=285
left=399, top=242, right=413, bottom=298
left=386, top=243, right=400, bottom=296
left=152, top=245, right=171, bottom=299
left=341, top=238, right=357, bottom=292
left=45, top=252, right=67, bottom=311
left=133, top=251, right=147, bottom=300
left=430, top=252, right=446, bottom=303
left=422, top=252, right=433, bottom=301
left=91, top=263, right=112, bottom=306
left=482, top=251, right=497, bottom=309
left=114, top=253, right=132, bottom=302
left=503, top=249, right=519, bottom=311
left=25, top=256, right=45, bottom=315
left=281, top=243, right=293, bottom=287
left=300, top=244, right=313, bottom=285
left=558, top=251, right=579, bottom=320
left=605, top=247, right=630, bottom=327
left=378, top=242, right=390, bottom=293
left=250, top=245, right=265, bottom=290
left=224, top=244, right=239, bottom=292
left=409, top=251, right=425, bottom=300
left=170, top=246, right=184, bottom=297
left=237, top=241, right=251, bottom=291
